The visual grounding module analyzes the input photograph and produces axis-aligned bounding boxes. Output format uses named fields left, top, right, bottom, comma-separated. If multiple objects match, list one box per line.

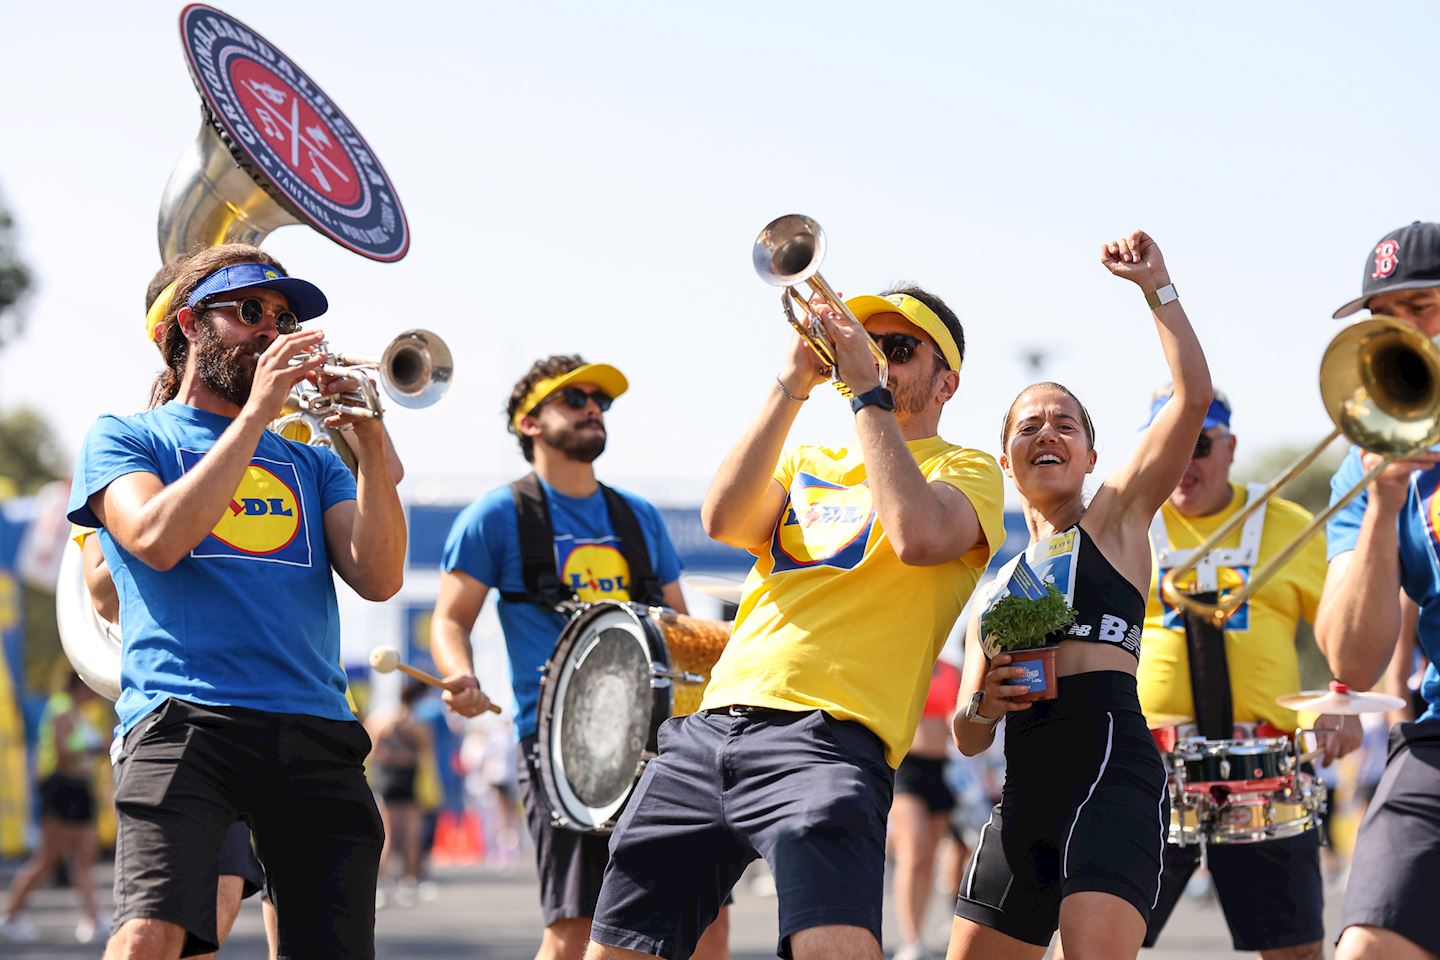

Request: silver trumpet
left=273, top=329, right=454, bottom=463
left=752, top=214, right=888, bottom=398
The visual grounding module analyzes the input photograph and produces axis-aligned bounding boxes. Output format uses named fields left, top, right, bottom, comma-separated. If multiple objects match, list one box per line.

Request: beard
left=539, top=418, right=607, bottom=463
left=890, top=367, right=938, bottom=417
left=195, top=319, right=260, bottom=407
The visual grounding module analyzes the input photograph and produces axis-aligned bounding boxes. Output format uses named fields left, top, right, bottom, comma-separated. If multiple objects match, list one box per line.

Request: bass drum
left=536, top=601, right=730, bottom=834
left=55, top=536, right=121, bottom=701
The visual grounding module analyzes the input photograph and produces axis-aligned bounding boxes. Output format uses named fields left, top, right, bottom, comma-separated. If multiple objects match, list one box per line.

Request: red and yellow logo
left=559, top=542, right=633, bottom=601
left=211, top=466, right=302, bottom=555
left=181, top=451, right=311, bottom=565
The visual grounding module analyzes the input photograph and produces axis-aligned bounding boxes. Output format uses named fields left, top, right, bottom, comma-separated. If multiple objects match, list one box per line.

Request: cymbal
left=1145, top=713, right=1194, bottom=729
left=1276, top=680, right=1406, bottom=715
left=681, top=574, right=744, bottom=605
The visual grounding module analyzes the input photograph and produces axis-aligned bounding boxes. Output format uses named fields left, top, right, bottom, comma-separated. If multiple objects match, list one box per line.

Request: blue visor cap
left=185, top=262, right=329, bottom=322
left=1145, top=393, right=1231, bottom=430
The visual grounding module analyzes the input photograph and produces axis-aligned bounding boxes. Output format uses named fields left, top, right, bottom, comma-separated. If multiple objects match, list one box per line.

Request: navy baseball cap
left=185, top=262, right=329, bottom=322
left=1145, top=386, right=1231, bottom=430
left=1333, top=221, right=1440, bottom=319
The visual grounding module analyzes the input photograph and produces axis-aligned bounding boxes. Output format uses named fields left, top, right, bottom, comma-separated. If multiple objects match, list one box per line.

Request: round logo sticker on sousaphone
left=178, top=4, right=409, bottom=261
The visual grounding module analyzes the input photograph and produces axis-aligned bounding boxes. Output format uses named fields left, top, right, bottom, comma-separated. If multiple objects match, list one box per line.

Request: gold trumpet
left=752, top=214, right=888, bottom=398
left=1162, top=316, right=1440, bottom=627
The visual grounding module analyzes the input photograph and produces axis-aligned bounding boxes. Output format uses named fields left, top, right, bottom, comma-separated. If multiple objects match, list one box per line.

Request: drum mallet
left=368, top=646, right=501, bottom=714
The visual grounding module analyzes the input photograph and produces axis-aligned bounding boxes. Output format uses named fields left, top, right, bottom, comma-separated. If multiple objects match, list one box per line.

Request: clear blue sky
left=2, top=2, right=1436, bottom=506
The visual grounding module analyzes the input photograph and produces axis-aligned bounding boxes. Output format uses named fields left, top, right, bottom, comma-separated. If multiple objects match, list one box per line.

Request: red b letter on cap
left=1373, top=240, right=1400, bottom=280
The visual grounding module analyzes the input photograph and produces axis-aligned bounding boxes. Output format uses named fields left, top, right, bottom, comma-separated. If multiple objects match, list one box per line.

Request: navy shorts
left=1146, top=832, right=1323, bottom=951
left=1340, top=721, right=1440, bottom=954
left=954, top=672, right=1169, bottom=947
left=591, top=707, right=894, bottom=960
left=217, top=820, right=265, bottom=902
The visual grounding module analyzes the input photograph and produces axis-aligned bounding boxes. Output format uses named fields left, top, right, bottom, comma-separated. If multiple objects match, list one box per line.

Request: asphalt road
left=0, top=857, right=1347, bottom=959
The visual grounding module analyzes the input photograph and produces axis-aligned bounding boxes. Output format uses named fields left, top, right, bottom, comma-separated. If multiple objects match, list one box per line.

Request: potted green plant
left=982, top=578, right=1076, bottom=702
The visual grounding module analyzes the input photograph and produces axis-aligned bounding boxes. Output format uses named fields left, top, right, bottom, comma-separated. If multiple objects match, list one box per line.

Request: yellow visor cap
left=845, top=293, right=962, bottom=372
left=512, top=363, right=629, bottom=429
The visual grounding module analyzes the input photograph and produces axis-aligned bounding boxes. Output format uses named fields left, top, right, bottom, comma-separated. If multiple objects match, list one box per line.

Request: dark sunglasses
left=1192, top=434, right=1217, bottom=460
left=202, top=297, right=300, bottom=335
left=549, top=387, right=613, bottom=413
left=871, top=332, right=945, bottom=366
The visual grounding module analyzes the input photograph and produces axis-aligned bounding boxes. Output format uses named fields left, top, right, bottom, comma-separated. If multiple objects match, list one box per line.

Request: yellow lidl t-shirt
left=699, top=435, right=1005, bottom=767
left=1137, top=485, right=1326, bottom=732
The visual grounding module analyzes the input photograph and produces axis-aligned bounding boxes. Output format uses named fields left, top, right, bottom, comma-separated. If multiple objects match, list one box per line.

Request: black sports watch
left=849, top=386, right=896, bottom=414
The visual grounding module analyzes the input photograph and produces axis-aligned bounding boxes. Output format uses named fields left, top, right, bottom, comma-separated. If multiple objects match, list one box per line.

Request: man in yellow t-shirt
left=1136, top=386, right=1359, bottom=958
left=586, top=286, right=1004, bottom=960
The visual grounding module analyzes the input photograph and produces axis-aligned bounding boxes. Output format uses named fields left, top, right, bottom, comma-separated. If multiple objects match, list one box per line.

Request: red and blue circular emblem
left=178, top=4, right=410, bottom=262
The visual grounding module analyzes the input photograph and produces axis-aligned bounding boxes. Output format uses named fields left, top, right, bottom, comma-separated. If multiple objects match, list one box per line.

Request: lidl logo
left=179, top=452, right=312, bottom=566
left=770, top=472, right=875, bottom=573
left=264, top=270, right=278, bottom=279
left=558, top=542, right=632, bottom=601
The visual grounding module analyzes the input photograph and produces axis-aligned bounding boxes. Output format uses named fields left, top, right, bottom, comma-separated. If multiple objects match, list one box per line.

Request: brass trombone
left=1162, top=316, right=1440, bottom=627
left=752, top=214, right=888, bottom=398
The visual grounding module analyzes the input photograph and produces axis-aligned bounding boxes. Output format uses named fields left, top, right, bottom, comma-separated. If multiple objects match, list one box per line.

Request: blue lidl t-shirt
left=440, top=478, right=682, bottom=741
left=1327, top=446, right=1440, bottom=722
left=67, top=402, right=358, bottom=734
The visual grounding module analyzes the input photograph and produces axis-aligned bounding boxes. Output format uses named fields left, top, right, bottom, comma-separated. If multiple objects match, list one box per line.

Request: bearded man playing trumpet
left=585, top=286, right=1005, bottom=960
left=67, top=243, right=406, bottom=960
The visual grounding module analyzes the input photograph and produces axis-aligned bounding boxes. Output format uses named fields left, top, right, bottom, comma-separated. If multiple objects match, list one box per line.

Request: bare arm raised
left=701, top=333, right=828, bottom=551
left=1086, top=231, right=1212, bottom=576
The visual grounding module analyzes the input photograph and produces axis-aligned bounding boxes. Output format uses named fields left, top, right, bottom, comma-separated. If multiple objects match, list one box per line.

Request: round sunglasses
left=201, top=297, right=300, bottom=335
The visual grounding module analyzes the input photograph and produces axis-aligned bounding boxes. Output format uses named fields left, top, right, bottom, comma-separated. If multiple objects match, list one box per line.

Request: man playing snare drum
left=585, top=287, right=1005, bottom=960
left=430, top=355, right=728, bottom=960
left=1060, top=386, right=1359, bottom=960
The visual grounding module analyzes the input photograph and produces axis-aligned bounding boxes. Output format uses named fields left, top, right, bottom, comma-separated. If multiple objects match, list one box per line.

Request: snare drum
left=1164, top=736, right=1327, bottom=846
left=536, top=601, right=730, bottom=833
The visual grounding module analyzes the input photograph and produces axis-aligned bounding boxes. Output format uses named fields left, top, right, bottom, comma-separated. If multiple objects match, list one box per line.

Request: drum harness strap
left=1149, top=483, right=1268, bottom=741
left=500, top=471, right=666, bottom=613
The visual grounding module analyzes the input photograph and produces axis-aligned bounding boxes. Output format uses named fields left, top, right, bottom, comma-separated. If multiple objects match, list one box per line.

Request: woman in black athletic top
left=947, top=230, right=1211, bottom=960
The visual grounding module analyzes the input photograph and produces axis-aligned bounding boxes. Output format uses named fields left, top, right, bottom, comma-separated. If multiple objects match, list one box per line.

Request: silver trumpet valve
left=285, top=328, right=454, bottom=421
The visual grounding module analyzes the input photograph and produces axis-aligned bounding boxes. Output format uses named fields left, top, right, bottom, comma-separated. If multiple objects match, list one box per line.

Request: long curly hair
left=146, top=244, right=287, bottom=409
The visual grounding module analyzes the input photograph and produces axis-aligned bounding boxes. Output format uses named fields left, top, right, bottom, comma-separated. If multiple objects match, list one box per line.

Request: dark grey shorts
left=1146, top=832, right=1323, bottom=951
left=591, top=707, right=894, bottom=960
left=112, top=699, right=382, bottom=959
left=517, top=735, right=611, bottom=926
left=1340, top=721, right=1440, bottom=954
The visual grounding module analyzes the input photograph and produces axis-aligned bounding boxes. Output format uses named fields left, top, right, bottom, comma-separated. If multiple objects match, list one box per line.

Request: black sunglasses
left=871, top=332, right=945, bottom=367
left=202, top=297, right=300, bottom=335
left=1192, top=434, right=1217, bottom=460
left=549, top=387, right=613, bottom=413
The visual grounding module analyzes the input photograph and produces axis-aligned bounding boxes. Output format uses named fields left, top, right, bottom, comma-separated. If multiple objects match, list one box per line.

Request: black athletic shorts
left=517, top=734, right=611, bottom=926
left=894, top=754, right=956, bottom=814
left=111, top=698, right=382, bottom=959
left=217, top=820, right=265, bottom=901
left=954, top=672, right=1168, bottom=947
left=1146, top=832, right=1323, bottom=951
left=39, top=774, right=94, bottom=824
left=592, top=706, right=894, bottom=960
left=1340, top=721, right=1440, bottom=955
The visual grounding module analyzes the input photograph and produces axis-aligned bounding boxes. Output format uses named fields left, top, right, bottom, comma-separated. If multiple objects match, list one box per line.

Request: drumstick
left=368, top=646, right=501, bottom=714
